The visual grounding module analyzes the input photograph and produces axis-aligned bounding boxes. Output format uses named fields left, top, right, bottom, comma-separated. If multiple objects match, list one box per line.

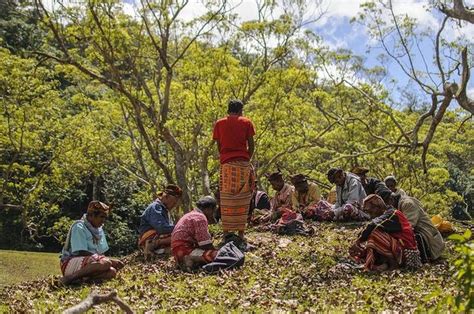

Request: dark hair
left=196, top=196, right=217, bottom=210
left=377, top=187, right=392, bottom=203
left=227, top=99, right=244, bottom=114
left=327, top=168, right=343, bottom=183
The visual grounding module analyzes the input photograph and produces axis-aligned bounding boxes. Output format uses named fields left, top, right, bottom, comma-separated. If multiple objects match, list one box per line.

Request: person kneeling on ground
left=60, top=201, right=124, bottom=285
left=138, top=184, right=182, bottom=259
left=305, top=168, right=369, bottom=221
left=349, top=194, right=421, bottom=271
left=171, top=196, right=218, bottom=271
left=379, top=190, right=445, bottom=263
left=290, top=174, right=321, bottom=217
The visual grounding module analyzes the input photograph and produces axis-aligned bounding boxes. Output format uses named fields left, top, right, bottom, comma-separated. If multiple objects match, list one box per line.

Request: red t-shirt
left=212, top=115, right=255, bottom=164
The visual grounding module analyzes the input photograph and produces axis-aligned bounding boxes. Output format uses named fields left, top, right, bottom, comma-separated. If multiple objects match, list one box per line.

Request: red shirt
left=212, top=115, right=255, bottom=164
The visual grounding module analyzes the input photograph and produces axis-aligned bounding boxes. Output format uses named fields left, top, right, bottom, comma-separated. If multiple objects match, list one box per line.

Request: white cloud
left=468, top=88, right=474, bottom=99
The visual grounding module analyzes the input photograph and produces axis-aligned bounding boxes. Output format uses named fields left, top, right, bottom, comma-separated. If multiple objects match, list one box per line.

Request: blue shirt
left=68, top=221, right=109, bottom=255
left=138, top=200, right=174, bottom=235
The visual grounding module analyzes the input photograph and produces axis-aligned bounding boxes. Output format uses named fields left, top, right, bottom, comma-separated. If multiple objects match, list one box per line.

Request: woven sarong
left=60, top=254, right=106, bottom=276
left=364, top=229, right=403, bottom=270
left=172, top=240, right=217, bottom=264
left=137, top=229, right=171, bottom=248
left=219, top=160, right=255, bottom=232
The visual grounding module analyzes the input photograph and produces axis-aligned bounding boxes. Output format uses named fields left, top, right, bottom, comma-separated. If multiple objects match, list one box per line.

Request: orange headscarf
left=87, top=201, right=110, bottom=215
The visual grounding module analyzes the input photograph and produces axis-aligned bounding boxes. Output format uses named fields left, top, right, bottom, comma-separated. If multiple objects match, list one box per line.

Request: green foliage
left=0, top=1, right=472, bottom=258
left=447, top=230, right=474, bottom=310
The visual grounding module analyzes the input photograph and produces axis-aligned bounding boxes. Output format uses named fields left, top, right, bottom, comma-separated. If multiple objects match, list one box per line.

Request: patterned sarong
left=60, top=254, right=106, bottom=276
left=364, top=229, right=403, bottom=270
left=305, top=201, right=369, bottom=221
left=219, top=161, right=255, bottom=232
left=138, top=229, right=171, bottom=248
left=172, top=240, right=217, bottom=263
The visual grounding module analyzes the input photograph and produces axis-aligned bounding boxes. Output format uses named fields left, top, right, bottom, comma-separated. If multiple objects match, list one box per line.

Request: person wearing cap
left=171, top=196, right=218, bottom=271
left=290, top=174, right=321, bottom=214
left=138, top=184, right=182, bottom=259
left=326, top=168, right=369, bottom=221
left=351, top=166, right=388, bottom=195
left=349, top=194, right=421, bottom=271
left=59, top=201, right=124, bottom=285
left=384, top=175, right=407, bottom=198
left=213, top=99, right=256, bottom=241
left=379, top=191, right=445, bottom=262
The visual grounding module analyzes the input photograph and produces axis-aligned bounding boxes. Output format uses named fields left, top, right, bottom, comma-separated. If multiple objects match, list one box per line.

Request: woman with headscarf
left=349, top=194, right=421, bottom=271
left=60, top=201, right=124, bottom=284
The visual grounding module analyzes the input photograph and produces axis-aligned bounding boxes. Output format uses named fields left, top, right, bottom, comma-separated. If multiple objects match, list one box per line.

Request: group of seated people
left=59, top=166, right=446, bottom=284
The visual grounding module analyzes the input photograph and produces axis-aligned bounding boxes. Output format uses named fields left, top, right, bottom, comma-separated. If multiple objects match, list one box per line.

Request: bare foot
left=183, top=255, right=194, bottom=272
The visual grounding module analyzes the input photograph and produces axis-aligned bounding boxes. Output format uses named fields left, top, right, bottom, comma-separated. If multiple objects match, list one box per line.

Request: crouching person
left=349, top=194, right=421, bottom=271
left=171, top=196, right=218, bottom=271
left=60, top=201, right=124, bottom=285
left=138, top=184, right=182, bottom=259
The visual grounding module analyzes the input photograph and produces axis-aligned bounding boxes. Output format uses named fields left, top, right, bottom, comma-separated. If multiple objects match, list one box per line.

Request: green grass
left=0, top=224, right=463, bottom=312
left=0, top=250, right=61, bottom=286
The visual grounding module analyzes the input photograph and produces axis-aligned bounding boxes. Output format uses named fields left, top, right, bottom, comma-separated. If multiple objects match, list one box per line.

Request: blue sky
left=85, top=0, right=474, bottom=107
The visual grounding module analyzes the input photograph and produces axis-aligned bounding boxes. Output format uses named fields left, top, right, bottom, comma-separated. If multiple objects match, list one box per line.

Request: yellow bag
left=431, top=214, right=454, bottom=233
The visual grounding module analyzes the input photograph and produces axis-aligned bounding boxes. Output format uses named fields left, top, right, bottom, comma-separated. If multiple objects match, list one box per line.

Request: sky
left=52, top=0, right=474, bottom=106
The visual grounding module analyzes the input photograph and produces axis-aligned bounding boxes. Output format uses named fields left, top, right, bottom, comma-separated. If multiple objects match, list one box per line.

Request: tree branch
left=63, top=291, right=133, bottom=314
left=439, top=0, right=474, bottom=24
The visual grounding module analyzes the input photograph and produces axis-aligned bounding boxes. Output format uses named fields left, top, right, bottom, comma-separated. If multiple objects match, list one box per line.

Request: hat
left=351, top=166, right=369, bottom=175
left=265, top=171, right=283, bottom=181
left=327, top=168, right=343, bottom=183
left=164, top=184, right=183, bottom=198
left=363, top=194, right=386, bottom=210
left=290, top=174, right=307, bottom=184
left=87, top=201, right=110, bottom=215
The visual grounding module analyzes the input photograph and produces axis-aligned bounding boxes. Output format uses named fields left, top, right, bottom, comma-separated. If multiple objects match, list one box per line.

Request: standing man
left=213, top=99, right=256, bottom=243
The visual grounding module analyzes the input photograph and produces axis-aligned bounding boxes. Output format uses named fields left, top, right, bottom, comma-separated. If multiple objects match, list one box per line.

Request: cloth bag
left=202, top=242, right=244, bottom=274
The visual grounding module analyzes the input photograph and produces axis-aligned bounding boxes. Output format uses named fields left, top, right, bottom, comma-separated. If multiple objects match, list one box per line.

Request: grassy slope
left=0, top=250, right=60, bottom=286
left=0, top=223, right=459, bottom=312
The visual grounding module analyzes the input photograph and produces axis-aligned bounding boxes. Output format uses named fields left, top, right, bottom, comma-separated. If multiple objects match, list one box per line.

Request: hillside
left=0, top=223, right=461, bottom=312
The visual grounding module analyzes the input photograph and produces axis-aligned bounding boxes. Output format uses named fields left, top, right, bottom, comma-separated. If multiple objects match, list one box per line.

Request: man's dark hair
left=196, top=196, right=217, bottom=210
left=227, top=99, right=244, bottom=114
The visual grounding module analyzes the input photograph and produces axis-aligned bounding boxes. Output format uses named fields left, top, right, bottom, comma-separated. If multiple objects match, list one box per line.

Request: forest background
left=0, top=0, right=473, bottom=256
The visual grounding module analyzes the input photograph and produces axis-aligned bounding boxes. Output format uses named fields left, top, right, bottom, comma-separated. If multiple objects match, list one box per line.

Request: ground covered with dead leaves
left=0, top=222, right=459, bottom=312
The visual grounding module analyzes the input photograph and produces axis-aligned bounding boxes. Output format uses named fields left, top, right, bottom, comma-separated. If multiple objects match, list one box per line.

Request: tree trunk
left=174, top=153, right=191, bottom=212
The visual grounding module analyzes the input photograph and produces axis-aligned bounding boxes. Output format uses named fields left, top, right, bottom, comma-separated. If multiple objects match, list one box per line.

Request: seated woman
left=349, top=194, right=421, bottom=271
left=171, top=196, right=218, bottom=271
left=379, top=190, right=445, bottom=263
left=138, top=185, right=182, bottom=259
left=251, top=171, right=294, bottom=225
left=60, top=201, right=124, bottom=285
left=290, top=174, right=321, bottom=217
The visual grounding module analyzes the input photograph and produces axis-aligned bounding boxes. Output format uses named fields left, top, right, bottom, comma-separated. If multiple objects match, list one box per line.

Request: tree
left=34, top=0, right=324, bottom=209
left=354, top=0, right=473, bottom=172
